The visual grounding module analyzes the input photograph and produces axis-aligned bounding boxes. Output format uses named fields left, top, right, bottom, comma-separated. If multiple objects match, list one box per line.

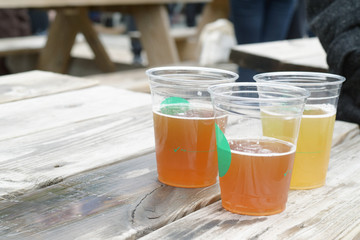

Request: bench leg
left=38, top=8, right=115, bottom=74
left=37, top=9, right=78, bottom=73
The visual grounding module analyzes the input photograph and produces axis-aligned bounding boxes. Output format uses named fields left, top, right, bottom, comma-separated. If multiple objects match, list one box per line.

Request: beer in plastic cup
left=209, top=83, right=309, bottom=215
left=147, top=66, right=238, bottom=188
left=254, top=72, right=345, bottom=189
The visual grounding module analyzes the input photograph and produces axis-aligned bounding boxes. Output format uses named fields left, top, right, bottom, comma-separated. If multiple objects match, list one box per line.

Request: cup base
left=158, top=178, right=217, bottom=188
left=221, top=202, right=286, bottom=216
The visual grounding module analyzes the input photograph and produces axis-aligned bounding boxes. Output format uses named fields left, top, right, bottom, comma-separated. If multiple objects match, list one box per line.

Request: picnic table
left=0, top=70, right=359, bottom=239
left=0, top=0, right=225, bottom=73
left=230, top=37, right=328, bottom=73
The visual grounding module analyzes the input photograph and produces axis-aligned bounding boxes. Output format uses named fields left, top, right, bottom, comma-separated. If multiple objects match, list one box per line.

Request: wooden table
left=230, top=37, right=328, bottom=73
left=0, top=70, right=359, bottom=239
left=0, top=0, right=211, bottom=73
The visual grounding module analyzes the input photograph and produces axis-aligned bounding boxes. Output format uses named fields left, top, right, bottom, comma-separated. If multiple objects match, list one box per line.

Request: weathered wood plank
left=332, top=120, right=360, bottom=147
left=230, top=38, right=328, bottom=72
left=0, top=121, right=357, bottom=239
left=0, top=104, right=154, bottom=199
left=0, top=85, right=150, bottom=141
left=0, top=152, right=220, bottom=239
left=141, top=132, right=360, bottom=240
left=0, top=70, right=98, bottom=104
left=87, top=68, right=150, bottom=93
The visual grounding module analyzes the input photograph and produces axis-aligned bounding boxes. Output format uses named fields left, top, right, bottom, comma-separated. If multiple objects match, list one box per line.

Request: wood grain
left=0, top=70, right=97, bottom=104
left=0, top=120, right=357, bottom=239
left=140, top=132, right=360, bottom=240
left=0, top=85, right=150, bottom=141
left=0, top=104, right=154, bottom=198
left=0, top=152, right=220, bottom=239
left=0, top=71, right=358, bottom=239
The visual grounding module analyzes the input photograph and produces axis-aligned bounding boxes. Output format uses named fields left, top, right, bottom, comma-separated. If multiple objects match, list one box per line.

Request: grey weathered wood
left=87, top=68, right=150, bottom=93
left=0, top=70, right=98, bottom=104
left=0, top=71, right=359, bottom=239
left=230, top=38, right=328, bottom=73
left=0, top=152, right=220, bottom=239
left=0, top=85, right=151, bottom=141
left=0, top=120, right=357, bottom=239
left=139, top=132, right=360, bottom=240
left=0, top=104, right=154, bottom=199
left=332, top=120, right=360, bottom=147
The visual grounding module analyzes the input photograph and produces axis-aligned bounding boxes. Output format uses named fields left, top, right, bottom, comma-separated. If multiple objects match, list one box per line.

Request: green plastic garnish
left=215, top=124, right=231, bottom=177
left=160, top=97, right=189, bottom=115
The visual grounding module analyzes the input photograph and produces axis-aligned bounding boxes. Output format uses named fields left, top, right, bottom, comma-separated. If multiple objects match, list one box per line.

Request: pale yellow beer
left=262, top=104, right=336, bottom=189
left=254, top=71, right=345, bottom=189
left=290, top=105, right=335, bottom=189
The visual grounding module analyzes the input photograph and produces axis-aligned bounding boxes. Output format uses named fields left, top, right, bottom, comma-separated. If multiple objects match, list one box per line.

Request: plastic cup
left=146, top=66, right=238, bottom=188
left=254, top=72, right=345, bottom=189
left=208, top=83, right=309, bottom=215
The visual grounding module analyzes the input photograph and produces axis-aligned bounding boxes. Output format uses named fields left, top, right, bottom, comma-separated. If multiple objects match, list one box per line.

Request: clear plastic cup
left=208, top=82, right=309, bottom=215
left=254, top=72, right=345, bottom=189
left=146, top=66, right=238, bottom=188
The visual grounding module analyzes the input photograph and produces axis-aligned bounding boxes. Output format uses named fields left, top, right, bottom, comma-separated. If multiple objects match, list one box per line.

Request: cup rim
left=253, top=71, right=346, bottom=86
left=146, top=66, right=239, bottom=85
left=208, top=82, right=310, bottom=102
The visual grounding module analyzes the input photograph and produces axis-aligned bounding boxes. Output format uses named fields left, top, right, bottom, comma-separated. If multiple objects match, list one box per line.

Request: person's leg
left=262, top=0, right=296, bottom=41
left=229, top=0, right=265, bottom=82
left=28, top=9, right=49, bottom=35
left=124, top=15, right=142, bottom=64
left=229, top=0, right=265, bottom=44
left=185, top=4, right=197, bottom=27
left=286, top=0, right=307, bottom=39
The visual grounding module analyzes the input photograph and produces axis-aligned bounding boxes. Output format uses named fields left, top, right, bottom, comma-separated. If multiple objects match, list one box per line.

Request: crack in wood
left=131, top=185, right=163, bottom=225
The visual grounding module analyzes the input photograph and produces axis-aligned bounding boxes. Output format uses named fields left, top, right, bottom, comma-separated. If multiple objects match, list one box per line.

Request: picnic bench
left=0, top=70, right=359, bottom=239
left=230, top=37, right=328, bottom=73
left=0, top=0, right=229, bottom=74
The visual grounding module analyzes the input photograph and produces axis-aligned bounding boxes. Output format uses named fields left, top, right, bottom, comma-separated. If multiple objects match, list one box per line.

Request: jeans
left=229, top=0, right=296, bottom=81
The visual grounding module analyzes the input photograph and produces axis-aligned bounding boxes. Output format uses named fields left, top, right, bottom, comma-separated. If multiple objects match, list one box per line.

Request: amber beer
left=153, top=109, right=218, bottom=188
left=147, top=66, right=238, bottom=188
left=220, top=138, right=295, bottom=215
left=209, top=82, right=308, bottom=215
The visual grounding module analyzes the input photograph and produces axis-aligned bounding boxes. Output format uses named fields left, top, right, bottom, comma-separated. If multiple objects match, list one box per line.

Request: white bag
left=199, top=18, right=236, bottom=66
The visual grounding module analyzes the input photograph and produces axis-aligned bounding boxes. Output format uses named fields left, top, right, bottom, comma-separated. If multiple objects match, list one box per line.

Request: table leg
left=131, top=5, right=179, bottom=66
left=75, top=8, right=116, bottom=73
left=37, top=9, right=78, bottom=73
left=38, top=8, right=115, bottom=74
